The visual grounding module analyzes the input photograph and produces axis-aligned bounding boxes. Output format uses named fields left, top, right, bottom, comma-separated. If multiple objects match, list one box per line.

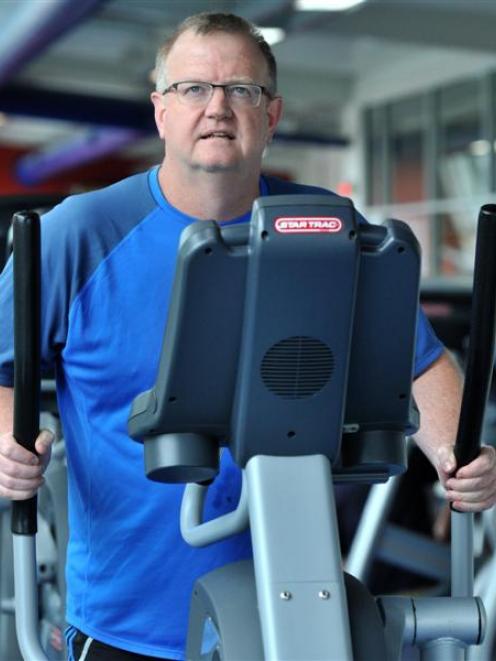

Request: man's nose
left=205, top=87, right=232, bottom=117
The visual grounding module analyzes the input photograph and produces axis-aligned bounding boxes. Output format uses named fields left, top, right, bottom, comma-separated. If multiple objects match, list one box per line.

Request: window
left=437, top=79, right=488, bottom=199
left=390, top=96, right=426, bottom=203
left=365, top=107, right=387, bottom=206
left=364, top=73, right=496, bottom=277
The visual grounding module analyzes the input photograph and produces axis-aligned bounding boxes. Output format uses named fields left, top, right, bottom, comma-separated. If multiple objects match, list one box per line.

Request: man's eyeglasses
left=162, top=81, right=273, bottom=108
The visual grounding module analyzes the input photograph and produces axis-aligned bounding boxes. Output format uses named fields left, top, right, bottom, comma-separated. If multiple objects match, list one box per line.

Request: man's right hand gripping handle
left=0, top=427, right=53, bottom=500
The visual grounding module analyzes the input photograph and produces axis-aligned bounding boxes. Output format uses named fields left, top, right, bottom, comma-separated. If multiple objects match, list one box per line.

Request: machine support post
left=451, top=512, right=474, bottom=598
left=246, top=454, right=353, bottom=661
left=420, top=639, right=466, bottom=661
left=13, top=536, right=47, bottom=661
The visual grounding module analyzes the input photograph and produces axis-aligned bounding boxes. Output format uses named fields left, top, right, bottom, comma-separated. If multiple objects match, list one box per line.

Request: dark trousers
left=66, top=627, right=174, bottom=661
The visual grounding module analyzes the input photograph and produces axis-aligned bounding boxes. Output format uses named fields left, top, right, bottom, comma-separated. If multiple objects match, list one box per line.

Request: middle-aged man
left=0, top=12, right=495, bottom=661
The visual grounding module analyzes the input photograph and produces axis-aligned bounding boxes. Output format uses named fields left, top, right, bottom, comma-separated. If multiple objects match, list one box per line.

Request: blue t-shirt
left=0, top=167, right=444, bottom=658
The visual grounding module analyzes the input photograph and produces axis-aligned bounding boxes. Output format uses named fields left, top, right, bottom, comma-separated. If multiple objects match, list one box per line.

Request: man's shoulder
left=50, top=170, right=155, bottom=226
left=38, top=170, right=161, bottom=283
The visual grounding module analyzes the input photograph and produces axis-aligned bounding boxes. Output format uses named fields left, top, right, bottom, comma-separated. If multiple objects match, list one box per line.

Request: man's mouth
left=200, top=131, right=235, bottom=140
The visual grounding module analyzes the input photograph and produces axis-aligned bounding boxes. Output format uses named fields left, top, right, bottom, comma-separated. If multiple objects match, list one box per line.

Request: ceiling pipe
left=15, top=128, right=142, bottom=185
left=0, top=0, right=143, bottom=184
left=0, top=0, right=106, bottom=85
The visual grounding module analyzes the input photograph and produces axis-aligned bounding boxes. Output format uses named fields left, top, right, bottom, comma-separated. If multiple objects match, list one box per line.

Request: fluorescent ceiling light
left=259, top=27, right=286, bottom=45
left=296, top=0, right=366, bottom=10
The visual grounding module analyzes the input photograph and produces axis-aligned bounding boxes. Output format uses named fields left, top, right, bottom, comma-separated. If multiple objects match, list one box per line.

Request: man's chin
left=191, top=160, right=239, bottom=174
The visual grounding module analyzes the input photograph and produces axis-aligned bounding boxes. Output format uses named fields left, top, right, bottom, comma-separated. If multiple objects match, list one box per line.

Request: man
left=0, top=11, right=495, bottom=661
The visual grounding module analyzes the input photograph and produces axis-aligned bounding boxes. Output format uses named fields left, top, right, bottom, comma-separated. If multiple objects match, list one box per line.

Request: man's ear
left=266, top=96, right=283, bottom=143
left=151, top=91, right=167, bottom=140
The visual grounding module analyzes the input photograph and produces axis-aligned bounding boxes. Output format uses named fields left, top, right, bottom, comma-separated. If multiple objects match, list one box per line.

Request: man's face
left=151, top=30, right=283, bottom=176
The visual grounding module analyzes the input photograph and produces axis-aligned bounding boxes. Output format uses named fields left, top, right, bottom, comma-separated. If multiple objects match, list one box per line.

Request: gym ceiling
left=1, top=0, right=496, bottom=184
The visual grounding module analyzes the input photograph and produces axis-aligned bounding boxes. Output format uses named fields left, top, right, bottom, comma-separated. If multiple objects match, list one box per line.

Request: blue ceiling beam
left=0, top=83, right=155, bottom=130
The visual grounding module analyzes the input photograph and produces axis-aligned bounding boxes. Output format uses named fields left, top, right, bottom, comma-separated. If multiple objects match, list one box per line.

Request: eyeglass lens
left=174, top=82, right=262, bottom=107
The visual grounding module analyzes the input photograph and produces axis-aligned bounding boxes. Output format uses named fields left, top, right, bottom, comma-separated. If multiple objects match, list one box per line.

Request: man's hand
left=0, top=429, right=54, bottom=500
left=413, top=351, right=496, bottom=512
left=435, top=444, right=496, bottom=512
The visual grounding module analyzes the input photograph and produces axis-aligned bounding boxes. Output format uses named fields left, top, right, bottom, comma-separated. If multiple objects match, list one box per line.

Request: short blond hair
left=155, top=12, right=277, bottom=95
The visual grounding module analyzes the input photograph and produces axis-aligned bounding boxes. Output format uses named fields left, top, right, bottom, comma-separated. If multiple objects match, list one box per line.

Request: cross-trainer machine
left=11, top=197, right=496, bottom=660
left=128, top=195, right=496, bottom=660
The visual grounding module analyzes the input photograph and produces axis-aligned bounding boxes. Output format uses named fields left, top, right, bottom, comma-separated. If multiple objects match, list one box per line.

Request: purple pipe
left=16, top=127, right=142, bottom=185
left=2, top=0, right=139, bottom=183
left=0, top=0, right=106, bottom=85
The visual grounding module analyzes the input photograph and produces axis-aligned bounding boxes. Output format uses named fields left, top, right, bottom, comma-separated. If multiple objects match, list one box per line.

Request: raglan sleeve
left=413, top=307, right=445, bottom=378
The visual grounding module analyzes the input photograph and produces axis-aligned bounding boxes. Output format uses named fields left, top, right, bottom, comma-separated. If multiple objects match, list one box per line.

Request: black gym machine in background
left=10, top=199, right=496, bottom=660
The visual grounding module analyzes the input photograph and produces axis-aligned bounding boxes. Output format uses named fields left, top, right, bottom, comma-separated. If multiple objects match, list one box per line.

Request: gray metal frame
left=246, top=454, right=353, bottom=660
left=13, top=535, right=47, bottom=661
left=182, top=457, right=355, bottom=660
left=7, top=421, right=67, bottom=661
left=0, top=498, right=21, bottom=660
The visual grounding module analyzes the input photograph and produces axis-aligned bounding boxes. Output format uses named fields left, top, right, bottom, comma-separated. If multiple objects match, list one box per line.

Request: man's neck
left=158, top=161, right=261, bottom=221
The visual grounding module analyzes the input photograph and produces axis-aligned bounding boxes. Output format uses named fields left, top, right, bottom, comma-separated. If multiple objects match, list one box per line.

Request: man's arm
left=413, top=350, right=496, bottom=511
left=0, top=385, right=53, bottom=500
left=0, top=384, right=13, bottom=434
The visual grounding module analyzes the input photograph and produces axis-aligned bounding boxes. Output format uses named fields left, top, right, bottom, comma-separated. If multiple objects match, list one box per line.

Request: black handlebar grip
left=11, top=211, right=41, bottom=535
left=454, top=204, right=496, bottom=469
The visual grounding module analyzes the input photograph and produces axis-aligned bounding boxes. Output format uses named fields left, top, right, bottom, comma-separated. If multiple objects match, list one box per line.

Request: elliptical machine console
left=129, top=195, right=420, bottom=484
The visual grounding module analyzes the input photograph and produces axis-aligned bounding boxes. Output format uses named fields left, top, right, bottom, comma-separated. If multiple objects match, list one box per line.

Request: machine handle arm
left=11, top=210, right=41, bottom=536
left=180, top=473, right=249, bottom=547
left=454, top=204, right=496, bottom=468
left=451, top=204, right=496, bottom=603
left=10, top=211, right=48, bottom=661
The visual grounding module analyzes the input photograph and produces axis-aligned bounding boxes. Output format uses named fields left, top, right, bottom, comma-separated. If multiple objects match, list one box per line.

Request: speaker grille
left=261, top=336, right=334, bottom=399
